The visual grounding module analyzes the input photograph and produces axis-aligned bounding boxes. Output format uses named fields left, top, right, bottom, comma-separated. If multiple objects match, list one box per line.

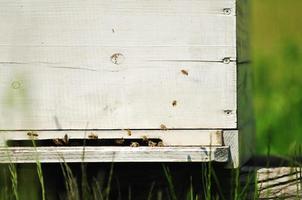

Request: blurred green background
left=252, top=0, right=302, bottom=155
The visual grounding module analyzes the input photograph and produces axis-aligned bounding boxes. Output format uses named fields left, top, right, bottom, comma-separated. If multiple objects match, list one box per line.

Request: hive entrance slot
left=6, top=138, right=163, bottom=147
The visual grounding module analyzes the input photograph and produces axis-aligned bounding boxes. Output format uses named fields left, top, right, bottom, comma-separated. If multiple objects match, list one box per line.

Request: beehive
left=0, top=0, right=254, bottom=167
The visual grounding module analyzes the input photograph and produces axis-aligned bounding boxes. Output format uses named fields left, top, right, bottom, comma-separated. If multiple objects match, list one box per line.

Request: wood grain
left=257, top=167, right=302, bottom=199
left=0, top=0, right=237, bottom=130
left=0, top=146, right=229, bottom=163
left=0, top=62, right=236, bottom=130
left=0, top=0, right=235, bottom=46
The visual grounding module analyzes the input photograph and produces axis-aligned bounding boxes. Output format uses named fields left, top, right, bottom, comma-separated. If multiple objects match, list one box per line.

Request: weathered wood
left=257, top=167, right=302, bottom=199
left=238, top=156, right=302, bottom=199
left=0, top=146, right=229, bottom=163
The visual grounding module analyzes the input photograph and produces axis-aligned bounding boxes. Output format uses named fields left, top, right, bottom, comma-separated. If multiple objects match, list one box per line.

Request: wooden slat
left=258, top=167, right=302, bottom=199
left=0, top=0, right=235, bottom=16
left=0, top=146, right=230, bottom=163
left=0, top=130, right=224, bottom=146
left=0, top=62, right=236, bottom=130
left=0, top=46, right=236, bottom=64
left=0, top=0, right=235, bottom=47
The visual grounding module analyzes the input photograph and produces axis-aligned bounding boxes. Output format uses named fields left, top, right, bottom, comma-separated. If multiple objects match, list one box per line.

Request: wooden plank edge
left=0, top=146, right=229, bottom=163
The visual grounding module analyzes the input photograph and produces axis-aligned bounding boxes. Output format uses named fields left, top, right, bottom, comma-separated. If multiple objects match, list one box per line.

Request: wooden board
left=239, top=165, right=302, bottom=199
left=0, top=146, right=229, bottom=163
left=0, top=0, right=237, bottom=130
left=0, top=0, right=236, bottom=46
left=0, top=62, right=236, bottom=130
left=257, top=167, right=302, bottom=199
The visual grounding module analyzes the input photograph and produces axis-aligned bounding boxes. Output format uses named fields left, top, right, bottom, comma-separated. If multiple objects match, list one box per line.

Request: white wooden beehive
left=0, top=0, right=254, bottom=167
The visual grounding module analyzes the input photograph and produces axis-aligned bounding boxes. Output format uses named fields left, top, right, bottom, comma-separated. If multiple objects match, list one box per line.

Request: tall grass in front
left=31, top=139, right=46, bottom=200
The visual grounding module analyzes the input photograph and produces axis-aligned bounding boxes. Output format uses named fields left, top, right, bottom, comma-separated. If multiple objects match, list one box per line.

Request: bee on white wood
left=160, top=124, right=168, bottom=131
left=124, top=129, right=132, bottom=136
left=88, top=133, right=98, bottom=140
left=181, top=69, right=189, bottom=76
left=27, top=131, right=38, bottom=138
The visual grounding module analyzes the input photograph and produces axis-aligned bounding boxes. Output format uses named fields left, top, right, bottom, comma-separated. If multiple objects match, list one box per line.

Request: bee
left=142, top=135, right=148, bottom=142
left=27, top=131, right=38, bottom=138
left=160, top=124, right=168, bottom=131
left=124, top=129, right=132, bottom=136
left=130, top=142, right=139, bottom=147
left=88, top=133, right=98, bottom=140
left=115, top=138, right=125, bottom=145
left=172, top=100, right=177, bottom=107
left=63, top=134, right=69, bottom=145
left=148, top=140, right=157, bottom=147
left=53, top=138, right=64, bottom=146
left=181, top=69, right=189, bottom=76
left=157, top=141, right=164, bottom=147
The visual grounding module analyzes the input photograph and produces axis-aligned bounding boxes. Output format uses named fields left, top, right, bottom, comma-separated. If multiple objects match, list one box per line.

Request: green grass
left=1, top=158, right=302, bottom=199
left=252, top=0, right=302, bottom=155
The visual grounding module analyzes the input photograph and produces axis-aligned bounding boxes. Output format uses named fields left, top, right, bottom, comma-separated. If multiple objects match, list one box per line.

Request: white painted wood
left=0, top=146, right=229, bottom=163
left=0, top=46, right=236, bottom=65
left=0, top=61, right=236, bottom=129
left=0, top=0, right=237, bottom=130
left=223, top=130, right=239, bottom=168
left=0, top=0, right=235, bottom=47
left=0, top=0, right=235, bottom=16
left=0, top=130, right=223, bottom=146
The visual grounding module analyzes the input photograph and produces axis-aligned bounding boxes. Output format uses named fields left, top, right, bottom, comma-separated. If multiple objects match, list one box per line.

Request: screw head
left=222, top=57, right=231, bottom=64
left=223, top=8, right=232, bottom=15
left=11, top=81, right=21, bottom=89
